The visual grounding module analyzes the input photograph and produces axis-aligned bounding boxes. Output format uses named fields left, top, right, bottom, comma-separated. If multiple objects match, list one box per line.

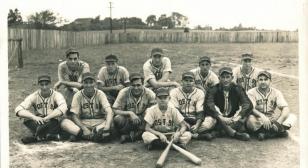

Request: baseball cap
left=199, top=56, right=211, bottom=64
left=65, top=48, right=79, bottom=57
left=257, top=71, right=271, bottom=80
left=38, top=75, right=51, bottom=83
left=218, top=67, right=233, bottom=76
left=241, top=52, right=253, bottom=60
left=182, top=71, right=195, bottom=80
left=156, top=87, right=169, bottom=97
left=105, top=54, right=118, bottom=62
left=151, top=48, right=163, bottom=56
left=129, top=73, right=144, bottom=82
left=82, top=72, right=96, bottom=81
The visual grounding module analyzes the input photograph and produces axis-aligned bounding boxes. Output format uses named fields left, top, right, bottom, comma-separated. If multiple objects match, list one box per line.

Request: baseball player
left=15, top=75, right=67, bottom=144
left=205, top=67, right=253, bottom=141
left=142, top=87, right=191, bottom=150
left=97, top=54, right=130, bottom=104
left=246, top=71, right=296, bottom=140
left=60, top=72, right=113, bottom=142
left=233, top=52, right=262, bottom=92
left=54, top=48, right=90, bottom=108
left=143, top=48, right=180, bottom=90
left=190, top=56, right=219, bottom=92
left=113, top=73, right=156, bottom=143
left=169, top=71, right=217, bottom=141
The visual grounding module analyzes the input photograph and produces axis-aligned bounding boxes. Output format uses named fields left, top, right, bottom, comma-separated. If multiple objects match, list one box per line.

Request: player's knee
left=198, top=116, right=217, bottom=133
left=246, top=115, right=259, bottom=131
left=114, top=115, right=126, bottom=127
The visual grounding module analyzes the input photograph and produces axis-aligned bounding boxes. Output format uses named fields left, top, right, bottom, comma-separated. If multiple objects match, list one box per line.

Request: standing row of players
left=15, top=47, right=296, bottom=150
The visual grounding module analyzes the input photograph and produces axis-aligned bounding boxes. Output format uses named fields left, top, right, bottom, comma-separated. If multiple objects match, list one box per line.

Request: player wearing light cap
left=143, top=48, right=180, bottom=90
left=60, top=72, right=113, bottom=142
left=54, top=48, right=90, bottom=108
left=113, top=73, right=156, bottom=143
left=190, top=56, right=219, bottom=92
left=15, top=75, right=67, bottom=144
left=246, top=71, right=296, bottom=140
left=97, top=54, right=130, bottom=104
left=169, top=71, right=216, bottom=140
left=233, top=52, right=262, bottom=92
left=205, top=67, right=253, bottom=141
left=142, top=87, right=191, bottom=150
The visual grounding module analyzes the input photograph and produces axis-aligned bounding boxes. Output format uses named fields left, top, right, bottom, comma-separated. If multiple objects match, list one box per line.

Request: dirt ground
left=9, top=43, right=298, bottom=168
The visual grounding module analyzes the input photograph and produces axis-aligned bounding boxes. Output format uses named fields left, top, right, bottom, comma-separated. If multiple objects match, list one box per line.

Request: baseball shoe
left=257, top=133, right=266, bottom=141
left=147, top=139, right=167, bottom=150
left=68, top=135, right=80, bottom=142
left=120, top=134, right=131, bottom=144
left=234, top=132, right=250, bottom=141
left=21, top=136, right=38, bottom=144
left=197, top=133, right=215, bottom=141
left=46, top=134, right=61, bottom=141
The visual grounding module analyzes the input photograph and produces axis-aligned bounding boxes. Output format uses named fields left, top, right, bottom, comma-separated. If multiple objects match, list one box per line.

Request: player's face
left=157, top=95, right=170, bottom=108
left=131, top=79, right=143, bottom=96
left=106, top=61, right=118, bottom=74
left=66, top=53, right=79, bottom=71
left=83, top=79, right=95, bottom=92
left=152, top=54, right=162, bottom=66
left=219, top=73, right=233, bottom=87
left=241, top=59, right=252, bottom=69
left=199, top=61, right=211, bottom=73
left=39, top=81, right=51, bottom=92
left=257, top=75, right=271, bottom=89
left=182, top=77, right=194, bottom=90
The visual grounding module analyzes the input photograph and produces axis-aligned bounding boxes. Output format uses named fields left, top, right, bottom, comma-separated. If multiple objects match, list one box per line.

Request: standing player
left=143, top=48, right=180, bottom=90
left=15, top=75, right=67, bottom=144
left=54, top=48, right=90, bottom=108
left=142, top=87, right=191, bottom=150
left=205, top=67, right=253, bottom=141
left=169, top=71, right=217, bottom=140
left=113, top=73, right=156, bottom=143
left=97, top=54, right=130, bottom=104
left=246, top=71, right=295, bottom=140
left=60, top=72, right=113, bottom=142
left=233, top=52, right=262, bottom=92
left=190, top=56, right=219, bottom=92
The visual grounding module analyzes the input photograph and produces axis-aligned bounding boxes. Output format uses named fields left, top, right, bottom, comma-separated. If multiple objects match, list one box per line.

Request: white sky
left=4, top=0, right=299, bottom=30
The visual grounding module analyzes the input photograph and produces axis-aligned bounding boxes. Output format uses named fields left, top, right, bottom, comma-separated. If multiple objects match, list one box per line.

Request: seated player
left=205, top=67, right=253, bottom=141
left=143, top=48, right=180, bottom=90
left=97, top=54, right=130, bottom=104
left=15, top=75, right=67, bottom=144
left=142, top=87, right=191, bottom=150
left=113, top=73, right=156, bottom=143
left=54, top=48, right=90, bottom=108
left=169, top=71, right=217, bottom=140
left=190, top=56, right=219, bottom=92
left=60, top=72, right=113, bottom=142
left=233, top=52, right=262, bottom=92
left=246, top=71, right=296, bottom=140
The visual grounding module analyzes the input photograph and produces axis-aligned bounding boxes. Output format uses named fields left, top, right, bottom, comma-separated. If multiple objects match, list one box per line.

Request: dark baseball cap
left=129, top=73, right=144, bottom=82
left=182, top=71, right=195, bottom=80
left=38, top=75, right=51, bottom=83
left=199, top=56, right=211, bottom=64
left=241, top=52, right=253, bottom=60
left=257, top=71, right=271, bottom=80
left=105, top=54, right=118, bottom=62
left=151, top=48, right=163, bottom=56
left=65, top=48, right=79, bottom=57
left=82, top=72, right=96, bottom=81
left=219, top=67, right=233, bottom=76
left=156, top=87, right=169, bottom=97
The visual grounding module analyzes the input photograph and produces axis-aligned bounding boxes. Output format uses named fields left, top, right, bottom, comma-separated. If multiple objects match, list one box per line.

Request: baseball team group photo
left=6, top=0, right=299, bottom=168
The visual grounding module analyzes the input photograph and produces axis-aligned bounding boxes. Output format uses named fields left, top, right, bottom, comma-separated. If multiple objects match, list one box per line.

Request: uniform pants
left=113, top=115, right=145, bottom=135
left=142, top=131, right=192, bottom=145
left=184, top=116, right=217, bottom=133
left=23, top=119, right=60, bottom=137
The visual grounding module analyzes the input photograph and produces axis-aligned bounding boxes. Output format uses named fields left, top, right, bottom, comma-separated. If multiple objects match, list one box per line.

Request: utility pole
left=109, top=2, right=113, bottom=33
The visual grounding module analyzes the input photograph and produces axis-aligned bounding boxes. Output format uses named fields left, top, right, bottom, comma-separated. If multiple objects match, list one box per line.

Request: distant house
left=174, top=16, right=189, bottom=28
left=73, top=18, right=93, bottom=25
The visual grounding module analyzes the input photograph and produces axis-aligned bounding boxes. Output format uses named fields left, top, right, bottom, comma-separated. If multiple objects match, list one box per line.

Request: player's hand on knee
left=32, top=116, right=45, bottom=125
left=172, top=132, right=181, bottom=143
left=158, top=134, right=167, bottom=143
left=260, top=114, right=271, bottom=130
left=82, top=127, right=93, bottom=140
left=190, top=124, right=199, bottom=133
left=129, top=112, right=141, bottom=125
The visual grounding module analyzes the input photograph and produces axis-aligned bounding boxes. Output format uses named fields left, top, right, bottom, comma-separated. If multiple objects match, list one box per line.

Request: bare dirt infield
left=9, top=43, right=298, bottom=168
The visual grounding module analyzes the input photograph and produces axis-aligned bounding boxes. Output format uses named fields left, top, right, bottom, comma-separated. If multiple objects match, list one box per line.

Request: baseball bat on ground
left=166, top=140, right=202, bottom=165
left=156, top=139, right=174, bottom=168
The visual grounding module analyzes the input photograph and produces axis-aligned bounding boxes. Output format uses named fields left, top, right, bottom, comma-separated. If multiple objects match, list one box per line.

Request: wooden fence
left=8, top=28, right=298, bottom=50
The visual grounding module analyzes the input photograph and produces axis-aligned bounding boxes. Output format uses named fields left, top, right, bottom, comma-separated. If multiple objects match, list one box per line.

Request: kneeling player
left=15, top=75, right=67, bottom=144
left=142, top=87, right=191, bottom=150
left=61, top=72, right=113, bottom=142
left=246, top=71, right=296, bottom=140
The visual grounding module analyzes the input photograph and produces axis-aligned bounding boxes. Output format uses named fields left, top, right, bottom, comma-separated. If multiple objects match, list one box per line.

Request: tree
left=28, top=10, right=58, bottom=29
left=157, top=14, right=174, bottom=28
left=8, top=8, right=23, bottom=26
left=146, top=15, right=156, bottom=27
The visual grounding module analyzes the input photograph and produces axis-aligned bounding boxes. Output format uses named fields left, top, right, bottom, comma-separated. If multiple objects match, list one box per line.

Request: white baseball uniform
left=233, top=66, right=262, bottom=92
left=143, top=57, right=172, bottom=85
left=190, top=68, right=219, bottom=91
left=97, top=66, right=130, bottom=87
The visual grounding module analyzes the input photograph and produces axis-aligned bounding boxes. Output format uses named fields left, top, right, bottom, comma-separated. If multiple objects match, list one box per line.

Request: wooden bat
left=166, top=140, right=202, bottom=165
left=156, top=139, right=174, bottom=168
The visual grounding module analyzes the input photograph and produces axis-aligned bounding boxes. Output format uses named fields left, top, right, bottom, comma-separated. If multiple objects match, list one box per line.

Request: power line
left=109, top=2, right=113, bottom=33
